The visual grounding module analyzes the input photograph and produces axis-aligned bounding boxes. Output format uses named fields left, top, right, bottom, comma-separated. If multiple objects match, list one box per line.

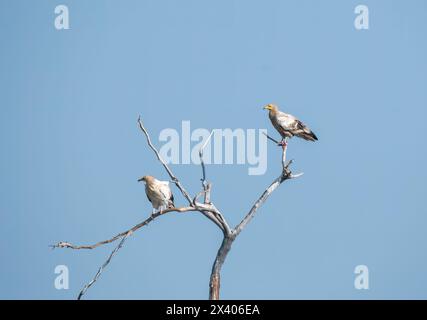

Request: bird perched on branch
left=138, top=175, right=175, bottom=214
left=263, top=104, right=318, bottom=145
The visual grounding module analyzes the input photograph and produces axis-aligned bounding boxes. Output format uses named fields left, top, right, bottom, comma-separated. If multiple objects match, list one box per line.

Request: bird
left=138, top=175, right=175, bottom=214
left=263, top=104, right=318, bottom=145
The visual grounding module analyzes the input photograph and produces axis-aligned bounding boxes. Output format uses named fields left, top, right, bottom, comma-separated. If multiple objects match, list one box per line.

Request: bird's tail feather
left=310, top=131, right=318, bottom=141
left=300, top=131, right=318, bottom=141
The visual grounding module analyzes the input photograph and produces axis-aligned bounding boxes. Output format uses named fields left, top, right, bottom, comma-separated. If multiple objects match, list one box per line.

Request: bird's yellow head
left=263, top=104, right=278, bottom=111
left=138, top=175, right=154, bottom=183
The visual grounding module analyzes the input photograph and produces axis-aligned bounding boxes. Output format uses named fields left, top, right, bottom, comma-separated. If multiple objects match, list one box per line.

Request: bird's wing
left=295, top=119, right=311, bottom=134
left=273, top=111, right=317, bottom=141
left=277, top=112, right=309, bottom=131
left=158, top=182, right=173, bottom=201
left=275, top=111, right=297, bottom=130
left=288, top=115, right=318, bottom=141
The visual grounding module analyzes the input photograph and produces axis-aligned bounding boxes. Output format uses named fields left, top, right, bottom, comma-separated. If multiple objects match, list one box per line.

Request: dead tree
left=51, top=116, right=304, bottom=300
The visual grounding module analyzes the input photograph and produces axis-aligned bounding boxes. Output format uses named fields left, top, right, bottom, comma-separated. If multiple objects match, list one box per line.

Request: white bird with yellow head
left=263, top=104, right=318, bottom=145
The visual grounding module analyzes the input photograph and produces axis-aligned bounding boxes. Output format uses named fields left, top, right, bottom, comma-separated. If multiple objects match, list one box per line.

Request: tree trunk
left=209, top=236, right=234, bottom=300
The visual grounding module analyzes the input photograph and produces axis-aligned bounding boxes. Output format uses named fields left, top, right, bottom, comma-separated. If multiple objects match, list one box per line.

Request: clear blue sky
left=1, top=0, right=427, bottom=299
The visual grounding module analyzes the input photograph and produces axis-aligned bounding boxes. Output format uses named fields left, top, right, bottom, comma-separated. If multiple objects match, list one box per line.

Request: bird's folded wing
left=158, top=184, right=172, bottom=200
left=276, top=112, right=296, bottom=128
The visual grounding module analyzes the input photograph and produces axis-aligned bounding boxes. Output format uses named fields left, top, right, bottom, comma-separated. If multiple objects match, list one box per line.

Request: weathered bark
left=209, top=236, right=234, bottom=300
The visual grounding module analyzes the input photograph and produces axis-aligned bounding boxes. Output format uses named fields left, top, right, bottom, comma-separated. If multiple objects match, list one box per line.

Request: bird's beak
left=138, top=177, right=144, bottom=182
left=263, top=106, right=270, bottom=110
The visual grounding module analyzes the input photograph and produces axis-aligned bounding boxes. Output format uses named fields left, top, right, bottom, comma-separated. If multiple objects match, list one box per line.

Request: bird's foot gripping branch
left=52, top=106, right=313, bottom=299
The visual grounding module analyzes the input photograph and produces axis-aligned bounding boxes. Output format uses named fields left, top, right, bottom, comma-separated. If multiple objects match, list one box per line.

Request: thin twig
left=199, top=130, right=214, bottom=189
left=233, top=174, right=288, bottom=237
left=262, top=132, right=280, bottom=145
left=233, top=140, right=302, bottom=236
left=196, top=129, right=231, bottom=236
left=233, top=144, right=303, bottom=237
left=77, top=233, right=129, bottom=300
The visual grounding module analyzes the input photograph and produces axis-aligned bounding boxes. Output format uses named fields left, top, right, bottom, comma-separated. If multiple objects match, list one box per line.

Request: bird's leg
left=159, top=204, right=167, bottom=215
left=278, top=137, right=288, bottom=148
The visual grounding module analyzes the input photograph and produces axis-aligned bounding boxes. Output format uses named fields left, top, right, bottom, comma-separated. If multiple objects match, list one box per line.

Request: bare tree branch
left=50, top=206, right=196, bottom=250
left=262, top=132, right=280, bottom=145
left=52, top=207, right=195, bottom=300
left=196, top=130, right=231, bottom=236
left=52, top=206, right=223, bottom=299
left=196, top=203, right=226, bottom=232
left=199, top=130, right=214, bottom=191
left=234, top=175, right=287, bottom=237
left=234, top=140, right=302, bottom=237
left=77, top=233, right=129, bottom=300
left=197, top=202, right=232, bottom=237
left=204, top=182, right=212, bottom=204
